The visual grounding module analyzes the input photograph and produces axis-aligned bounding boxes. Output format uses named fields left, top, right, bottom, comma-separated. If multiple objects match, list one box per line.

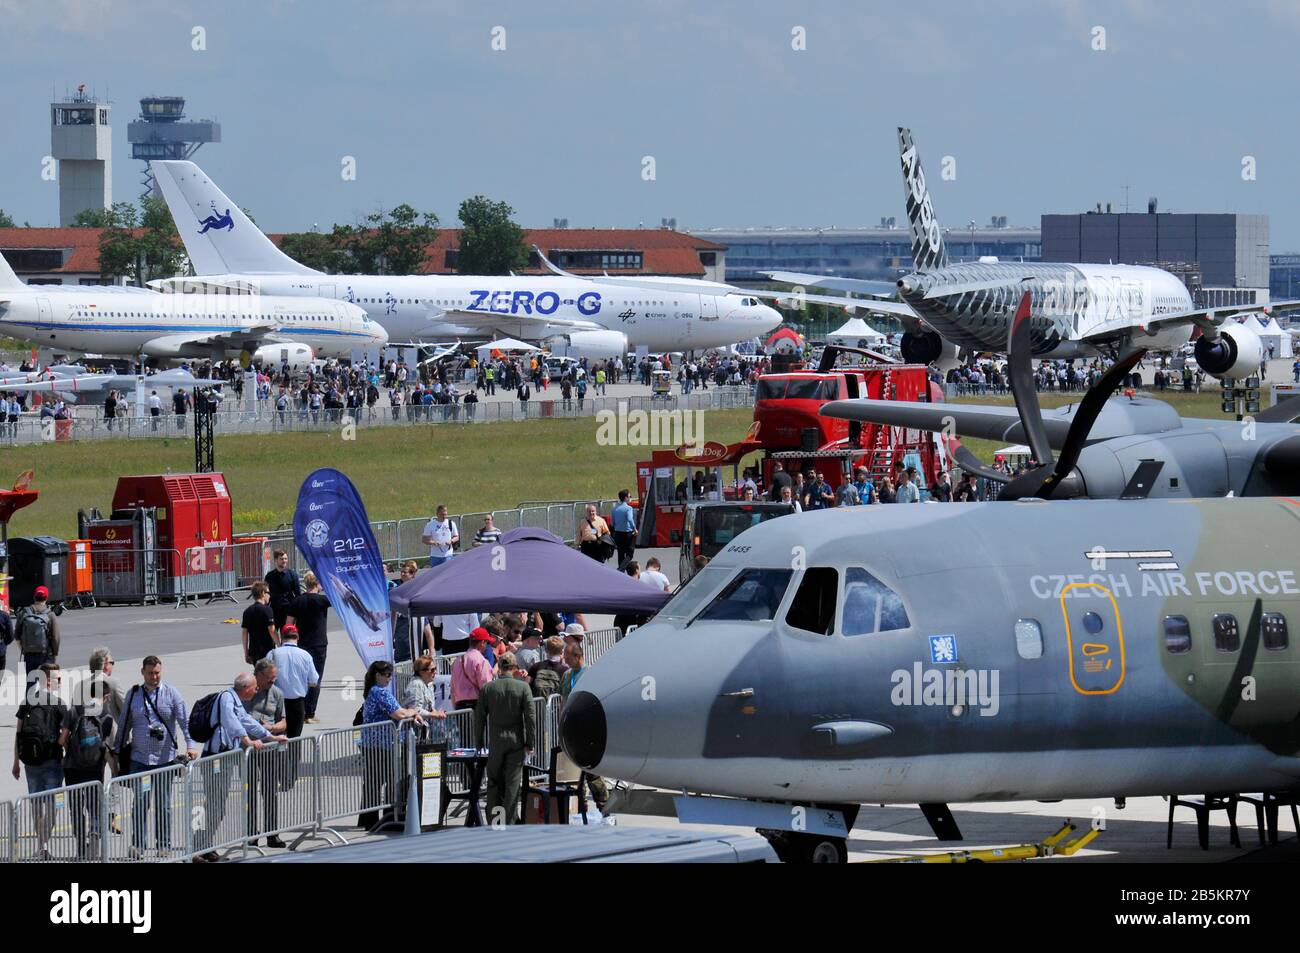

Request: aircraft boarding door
left=37, top=297, right=53, bottom=328
left=699, top=294, right=718, bottom=322
left=317, top=283, right=337, bottom=300
left=1059, top=583, right=1126, bottom=696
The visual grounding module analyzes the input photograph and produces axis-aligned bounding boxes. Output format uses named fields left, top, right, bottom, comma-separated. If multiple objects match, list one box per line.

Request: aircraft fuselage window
left=841, top=567, right=910, bottom=636
left=1015, top=619, right=1043, bottom=660
left=697, top=568, right=793, bottom=623
left=785, top=567, right=838, bottom=635
left=1262, top=612, right=1289, bottom=651
left=1082, top=611, right=1104, bottom=635
left=1212, top=613, right=1240, bottom=653
left=1163, top=615, right=1191, bottom=654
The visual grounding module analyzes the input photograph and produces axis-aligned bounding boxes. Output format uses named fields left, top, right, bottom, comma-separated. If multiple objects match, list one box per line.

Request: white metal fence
left=6, top=386, right=755, bottom=447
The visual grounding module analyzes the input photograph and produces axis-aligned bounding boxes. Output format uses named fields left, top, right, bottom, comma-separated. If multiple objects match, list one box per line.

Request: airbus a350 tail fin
left=0, top=251, right=24, bottom=290
left=151, top=160, right=320, bottom=277
left=898, top=127, right=947, bottom=272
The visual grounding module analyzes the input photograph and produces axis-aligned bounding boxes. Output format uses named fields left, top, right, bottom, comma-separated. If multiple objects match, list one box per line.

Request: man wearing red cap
left=16, top=586, right=60, bottom=675
left=450, top=628, right=496, bottom=711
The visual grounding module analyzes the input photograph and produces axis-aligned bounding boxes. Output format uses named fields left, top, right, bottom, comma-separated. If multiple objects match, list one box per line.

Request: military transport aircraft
left=560, top=494, right=1300, bottom=862
left=820, top=292, right=1300, bottom=501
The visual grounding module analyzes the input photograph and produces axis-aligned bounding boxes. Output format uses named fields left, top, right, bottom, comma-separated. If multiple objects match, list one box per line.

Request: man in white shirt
left=640, top=557, right=671, bottom=593
left=148, top=390, right=162, bottom=430
left=434, top=611, right=480, bottom=655
left=421, top=505, right=459, bottom=567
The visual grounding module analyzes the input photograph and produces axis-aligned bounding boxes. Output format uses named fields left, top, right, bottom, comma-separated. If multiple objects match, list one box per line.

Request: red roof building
left=1, top=226, right=727, bottom=284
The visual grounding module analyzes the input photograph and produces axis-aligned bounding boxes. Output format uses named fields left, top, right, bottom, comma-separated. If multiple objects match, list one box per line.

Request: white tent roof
left=826, top=317, right=885, bottom=342
left=476, top=337, right=542, bottom=353
left=1262, top=316, right=1286, bottom=334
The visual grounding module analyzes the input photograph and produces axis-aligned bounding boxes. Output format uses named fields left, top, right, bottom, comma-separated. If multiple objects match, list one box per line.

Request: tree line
left=0, top=194, right=531, bottom=284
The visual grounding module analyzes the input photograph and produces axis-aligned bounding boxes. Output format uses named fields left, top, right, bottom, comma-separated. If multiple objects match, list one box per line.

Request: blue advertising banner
left=293, top=468, right=392, bottom=667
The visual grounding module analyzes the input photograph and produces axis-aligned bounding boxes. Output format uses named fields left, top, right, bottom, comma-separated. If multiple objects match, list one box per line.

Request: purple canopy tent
left=388, top=527, right=671, bottom=616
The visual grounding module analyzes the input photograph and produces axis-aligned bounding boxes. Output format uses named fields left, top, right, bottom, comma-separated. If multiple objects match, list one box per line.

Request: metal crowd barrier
left=104, top=761, right=193, bottom=862
left=314, top=720, right=402, bottom=829
left=524, top=694, right=563, bottom=774
left=243, top=736, right=320, bottom=849
left=11, top=780, right=104, bottom=862
left=264, top=498, right=621, bottom=576
left=584, top=627, right=624, bottom=666
left=0, top=799, right=12, bottom=863
left=8, top=386, right=757, bottom=447
left=89, top=547, right=187, bottom=606
left=1, top=722, right=422, bottom=864
left=188, top=747, right=250, bottom=858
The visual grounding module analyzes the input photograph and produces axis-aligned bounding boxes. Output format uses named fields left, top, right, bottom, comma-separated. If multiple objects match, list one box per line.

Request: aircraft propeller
left=995, top=291, right=1147, bottom=500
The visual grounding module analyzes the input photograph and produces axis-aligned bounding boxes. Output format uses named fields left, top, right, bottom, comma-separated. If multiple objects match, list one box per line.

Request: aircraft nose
left=559, top=690, right=606, bottom=769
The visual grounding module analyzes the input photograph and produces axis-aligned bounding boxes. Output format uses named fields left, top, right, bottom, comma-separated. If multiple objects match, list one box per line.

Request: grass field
left=1, top=409, right=758, bottom=539
left=0, top=387, right=1252, bottom=538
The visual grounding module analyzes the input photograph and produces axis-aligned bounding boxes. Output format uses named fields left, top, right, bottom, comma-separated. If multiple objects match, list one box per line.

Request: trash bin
left=8, top=536, right=70, bottom=608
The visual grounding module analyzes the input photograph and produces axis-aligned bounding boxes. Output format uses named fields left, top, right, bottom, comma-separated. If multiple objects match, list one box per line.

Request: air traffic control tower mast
left=50, top=86, right=111, bottom=226
left=127, top=96, right=220, bottom=198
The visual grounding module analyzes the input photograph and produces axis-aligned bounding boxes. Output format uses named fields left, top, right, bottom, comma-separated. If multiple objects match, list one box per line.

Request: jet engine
left=1194, top=322, right=1263, bottom=381
left=900, top=329, right=960, bottom=369
left=253, top=342, right=315, bottom=373
left=551, top=330, right=628, bottom=360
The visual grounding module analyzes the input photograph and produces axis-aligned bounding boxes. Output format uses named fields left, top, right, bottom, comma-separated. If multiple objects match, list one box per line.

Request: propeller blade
left=1005, top=290, right=1055, bottom=469
left=950, top=442, right=1010, bottom=484
left=1037, top=348, right=1146, bottom=498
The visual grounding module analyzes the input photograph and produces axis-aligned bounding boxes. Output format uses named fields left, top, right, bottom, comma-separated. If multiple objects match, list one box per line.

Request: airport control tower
left=127, top=96, right=220, bottom=199
left=50, top=85, right=112, bottom=226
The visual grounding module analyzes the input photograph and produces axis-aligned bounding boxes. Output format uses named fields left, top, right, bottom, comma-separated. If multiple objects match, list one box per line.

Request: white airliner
left=0, top=253, right=384, bottom=364
left=764, top=128, right=1295, bottom=381
left=148, top=160, right=782, bottom=357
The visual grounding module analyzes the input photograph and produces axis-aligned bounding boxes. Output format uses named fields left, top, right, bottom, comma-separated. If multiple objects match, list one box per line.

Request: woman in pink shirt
left=450, top=629, right=497, bottom=710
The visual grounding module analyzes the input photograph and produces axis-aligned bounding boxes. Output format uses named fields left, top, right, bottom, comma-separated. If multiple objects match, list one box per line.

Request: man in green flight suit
left=474, top=652, right=537, bottom=826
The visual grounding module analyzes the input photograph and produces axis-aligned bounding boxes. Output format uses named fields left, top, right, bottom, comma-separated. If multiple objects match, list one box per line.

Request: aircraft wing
left=438, top=309, right=606, bottom=334
left=1085, top=305, right=1286, bottom=344
left=141, top=325, right=279, bottom=357
left=760, top=271, right=900, bottom=298
left=0, top=374, right=117, bottom=395
left=821, top=398, right=1074, bottom=447
left=749, top=289, right=919, bottom=319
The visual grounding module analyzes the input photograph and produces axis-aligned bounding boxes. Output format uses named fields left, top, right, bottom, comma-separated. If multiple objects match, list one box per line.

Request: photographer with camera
left=115, top=655, right=198, bottom=858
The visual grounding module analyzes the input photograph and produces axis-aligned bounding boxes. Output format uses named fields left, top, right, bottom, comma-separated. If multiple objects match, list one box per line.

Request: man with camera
left=115, top=656, right=199, bottom=857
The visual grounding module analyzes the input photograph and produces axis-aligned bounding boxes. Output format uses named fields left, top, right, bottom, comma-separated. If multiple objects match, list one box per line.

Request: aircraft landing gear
left=758, top=828, right=848, bottom=864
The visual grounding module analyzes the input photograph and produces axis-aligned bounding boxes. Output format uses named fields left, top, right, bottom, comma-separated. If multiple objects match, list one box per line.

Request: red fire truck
left=633, top=348, right=949, bottom=546
left=752, top=353, right=945, bottom=493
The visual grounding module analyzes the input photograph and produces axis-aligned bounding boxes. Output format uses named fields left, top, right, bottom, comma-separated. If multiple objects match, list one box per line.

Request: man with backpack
left=16, top=586, right=59, bottom=675
left=11, top=663, right=74, bottom=859
left=527, top=636, right=568, bottom=699
left=191, top=672, right=287, bottom=862
left=116, top=656, right=198, bottom=857
left=63, top=670, right=114, bottom=859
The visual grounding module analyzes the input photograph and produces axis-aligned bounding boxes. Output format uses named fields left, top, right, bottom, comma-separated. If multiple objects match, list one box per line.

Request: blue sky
left=3, top=1, right=1299, bottom=248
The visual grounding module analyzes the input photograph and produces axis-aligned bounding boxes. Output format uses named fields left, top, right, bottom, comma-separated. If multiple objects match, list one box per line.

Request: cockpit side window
left=785, top=568, right=838, bottom=635
left=841, top=567, right=910, bottom=636
left=696, top=569, right=793, bottom=623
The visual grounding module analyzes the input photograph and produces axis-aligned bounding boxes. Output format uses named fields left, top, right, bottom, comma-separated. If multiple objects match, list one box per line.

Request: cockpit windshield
left=695, top=568, right=793, bottom=623
left=656, top=565, right=734, bottom=622
left=841, top=567, right=911, bottom=635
